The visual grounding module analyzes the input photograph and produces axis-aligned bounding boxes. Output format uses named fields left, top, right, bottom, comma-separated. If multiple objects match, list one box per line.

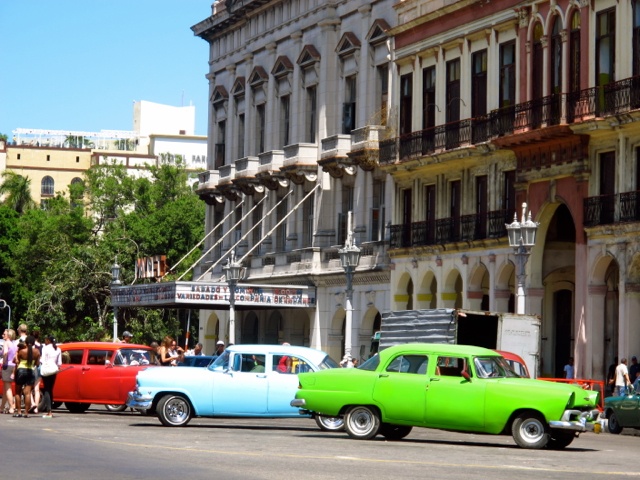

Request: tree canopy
left=0, top=160, right=205, bottom=345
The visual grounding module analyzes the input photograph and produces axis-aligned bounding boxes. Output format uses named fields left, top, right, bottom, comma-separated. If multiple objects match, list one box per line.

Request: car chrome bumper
left=290, top=398, right=306, bottom=407
left=549, top=408, right=601, bottom=433
left=126, top=391, right=153, bottom=411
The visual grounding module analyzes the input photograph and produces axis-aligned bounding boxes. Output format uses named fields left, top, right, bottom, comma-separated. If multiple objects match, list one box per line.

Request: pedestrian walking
left=614, top=358, right=631, bottom=397
left=1, top=329, right=17, bottom=414
left=40, top=335, right=62, bottom=418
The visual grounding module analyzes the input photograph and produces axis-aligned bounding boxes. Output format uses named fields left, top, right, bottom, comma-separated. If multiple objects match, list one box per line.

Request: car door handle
left=378, top=373, right=389, bottom=378
left=429, top=377, right=440, bottom=381
left=82, top=367, right=91, bottom=371
left=255, top=374, right=267, bottom=378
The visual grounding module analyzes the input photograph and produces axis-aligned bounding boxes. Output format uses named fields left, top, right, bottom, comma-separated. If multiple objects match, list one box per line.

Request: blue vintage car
left=127, top=344, right=342, bottom=430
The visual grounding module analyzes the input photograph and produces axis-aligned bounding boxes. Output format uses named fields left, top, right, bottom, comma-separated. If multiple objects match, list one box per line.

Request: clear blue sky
left=0, top=1, right=210, bottom=137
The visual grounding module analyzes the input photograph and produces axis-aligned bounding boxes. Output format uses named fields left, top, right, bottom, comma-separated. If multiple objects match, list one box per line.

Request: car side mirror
left=105, top=360, right=113, bottom=368
left=461, top=371, right=471, bottom=382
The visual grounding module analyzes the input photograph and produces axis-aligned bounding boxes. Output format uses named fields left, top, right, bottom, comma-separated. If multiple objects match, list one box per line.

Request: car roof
left=60, top=341, right=152, bottom=350
left=227, top=344, right=330, bottom=362
left=381, top=343, right=500, bottom=356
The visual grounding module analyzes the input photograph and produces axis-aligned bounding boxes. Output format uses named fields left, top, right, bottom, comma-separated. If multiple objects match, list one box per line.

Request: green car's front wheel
left=344, top=406, right=380, bottom=440
left=512, top=412, right=549, bottom=449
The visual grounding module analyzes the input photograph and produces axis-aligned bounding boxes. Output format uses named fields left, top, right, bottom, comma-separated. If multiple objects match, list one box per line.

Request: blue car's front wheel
left=344, top=406, right=380, bottom=440
left=157, top=394, right=192, bottom=427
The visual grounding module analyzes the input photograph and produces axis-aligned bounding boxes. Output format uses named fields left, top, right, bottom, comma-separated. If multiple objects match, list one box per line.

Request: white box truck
left=378, top=308, right=541, bottom=378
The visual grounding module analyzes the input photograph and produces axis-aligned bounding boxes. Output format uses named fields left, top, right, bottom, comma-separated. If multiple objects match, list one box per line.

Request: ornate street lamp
left=506, top=203, right=539, bottom=314
left=338, top=216, right=361, bottom=362
left=223, top=251, right=243, bottom=344
left=111, top=258, right=121, bottom=342
left=0, top=299, right=12, bottom=330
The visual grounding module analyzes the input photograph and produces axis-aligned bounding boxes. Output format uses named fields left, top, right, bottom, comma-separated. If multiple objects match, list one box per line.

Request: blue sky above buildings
left=0, top=1, right=210, bottom=137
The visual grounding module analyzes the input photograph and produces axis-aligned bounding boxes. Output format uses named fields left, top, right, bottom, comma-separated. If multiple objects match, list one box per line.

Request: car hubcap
left=350, top=409, right=373, bottom=435
left=165, top=398, right=189, bottom=424
left=521, top=419, right=544, bottom=443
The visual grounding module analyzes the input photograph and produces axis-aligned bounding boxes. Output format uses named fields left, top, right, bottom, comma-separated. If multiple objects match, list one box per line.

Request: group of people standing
left=1, top=325, right=62, bottom=418
left=608, top=356, right=640, bottom=397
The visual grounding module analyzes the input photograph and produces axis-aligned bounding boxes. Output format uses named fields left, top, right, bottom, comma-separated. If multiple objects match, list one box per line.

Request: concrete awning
left=112, top=281, right=316, bottom=310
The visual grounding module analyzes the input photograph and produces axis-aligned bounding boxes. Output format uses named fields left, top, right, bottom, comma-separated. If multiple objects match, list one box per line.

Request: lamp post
left=111, top=259, right=121, bottom=342
left=0, top=299, right=11, bottom=330
left=338, top=213, right=361, bottom=361
left=223, top=251, right=242, bottom=345
left=506, top=203, right=539, bottom=314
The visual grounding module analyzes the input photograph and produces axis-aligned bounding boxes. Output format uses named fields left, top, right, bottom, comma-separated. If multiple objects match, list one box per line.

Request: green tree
left=0, top=171, right=35, bottom=213
left=2, top=160, right=205, bottom=343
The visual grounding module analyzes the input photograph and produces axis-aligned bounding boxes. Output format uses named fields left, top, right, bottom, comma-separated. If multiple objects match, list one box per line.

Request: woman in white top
left=40, top=335, right=62, bottom=418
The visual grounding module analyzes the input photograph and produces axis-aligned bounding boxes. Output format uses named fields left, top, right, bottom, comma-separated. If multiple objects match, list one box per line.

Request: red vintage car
left=496, top=350, right=531, bottom=378
left=50, top=342, right=157, bottom=412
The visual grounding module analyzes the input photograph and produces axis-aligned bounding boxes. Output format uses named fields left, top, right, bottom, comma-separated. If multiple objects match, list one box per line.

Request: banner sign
left=112, top=281, right=316, bottom=309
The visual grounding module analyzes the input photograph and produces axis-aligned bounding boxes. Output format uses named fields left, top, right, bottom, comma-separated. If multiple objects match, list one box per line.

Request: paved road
left=2, top=407, right=639, bottom=479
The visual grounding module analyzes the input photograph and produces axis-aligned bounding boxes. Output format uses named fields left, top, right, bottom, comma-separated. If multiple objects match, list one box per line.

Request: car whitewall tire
left=512, top=412, right=549, bottom=449
left=315, top=415, right=344, bottom=432
left=157, top=394, right=192, bottom=427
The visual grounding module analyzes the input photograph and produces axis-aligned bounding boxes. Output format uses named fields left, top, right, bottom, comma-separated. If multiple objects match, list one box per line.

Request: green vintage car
left=603, top=385, right=639, bottom=434
left=291, top=344, right=600, bottom=449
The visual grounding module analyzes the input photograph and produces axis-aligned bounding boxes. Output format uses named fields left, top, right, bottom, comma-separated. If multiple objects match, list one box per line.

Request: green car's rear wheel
left=607, top=411, right=623, bottom=434
left=512, top=412, right=549, bottom=449
left=379, top=423, right=412, bottom=440
left=344, top=405, right=380, bottom=440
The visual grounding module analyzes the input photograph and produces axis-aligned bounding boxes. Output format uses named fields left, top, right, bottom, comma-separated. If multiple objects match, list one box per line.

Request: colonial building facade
left=383, top=0, right=640, bottom=379
left=193, top=0, right=640, bottom=378
left=192, top=0, right=395, bottom=362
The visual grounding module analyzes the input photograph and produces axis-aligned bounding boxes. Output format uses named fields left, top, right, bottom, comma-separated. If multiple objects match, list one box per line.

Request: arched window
left=550, top=17, right=562, bottom=95
left=634, top=0, right=640, bottom=76
left=41, top=176, right=54, bottom=196
left=532, top=22, right=544, bottom=100
left=569, top=10, right=581, bottom=93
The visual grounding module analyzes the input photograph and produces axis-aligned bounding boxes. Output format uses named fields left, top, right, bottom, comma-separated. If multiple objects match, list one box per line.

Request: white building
left=192, top=0, right=396, bottom=361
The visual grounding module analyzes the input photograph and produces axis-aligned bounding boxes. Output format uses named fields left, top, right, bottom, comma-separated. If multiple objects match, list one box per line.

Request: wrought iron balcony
left=380, top=75, right=640, bottom=165
left=584, top=190, right=640, bottom=227
left=388, top=209, right=509, bottom=249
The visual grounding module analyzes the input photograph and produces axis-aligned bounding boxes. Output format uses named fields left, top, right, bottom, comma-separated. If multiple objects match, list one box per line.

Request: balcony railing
left=380, top=75, right=640, bottom=165
left=584, top=190, right=640, bottom=227
left=388, top=209, right=509, bottom=248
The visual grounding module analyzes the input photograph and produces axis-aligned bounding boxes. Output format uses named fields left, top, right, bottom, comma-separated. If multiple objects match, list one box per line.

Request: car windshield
left=358, top=354, right=380, bottom=371
left=317, top=355, right=340, bottom=370
left=115, top=349, right=153, bottom=366
left=209, top=350, right=230, bottom=370
left=474, top=356, right=520, bottom=378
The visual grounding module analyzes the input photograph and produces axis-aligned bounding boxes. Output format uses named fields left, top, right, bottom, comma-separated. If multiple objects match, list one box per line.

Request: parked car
left=291, top=343, right=601, bottom=449
left=50, top=342, right=156, bottom=413
left=127, top=344, right=342, bottom=430
left=496, top=350, right=530, bottom=378
left=603, top=385, right=639, bottom=434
